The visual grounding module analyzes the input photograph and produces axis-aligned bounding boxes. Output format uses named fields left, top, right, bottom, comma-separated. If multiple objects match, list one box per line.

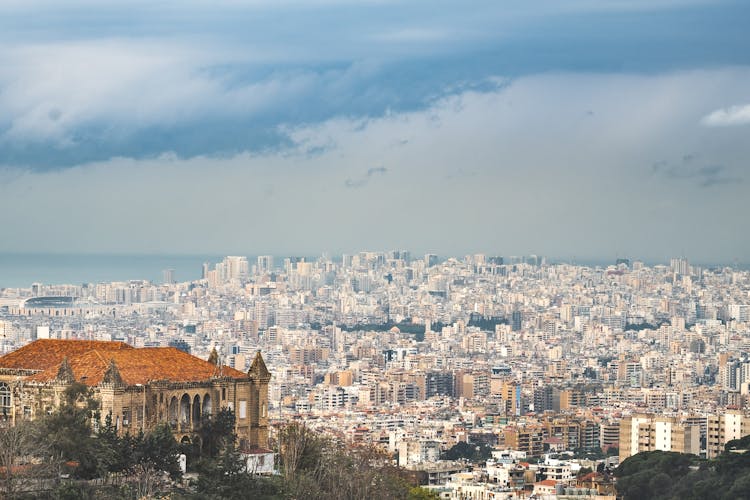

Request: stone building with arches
left=0, top=339, right=271, bottom=450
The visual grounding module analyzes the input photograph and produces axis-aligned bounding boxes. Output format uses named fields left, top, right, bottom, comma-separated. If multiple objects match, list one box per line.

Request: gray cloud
left=345, top=166, right=388, bottom=188
left=0, top=70, right=747, bottom=264
left=0, top=1, right=748, bottom=170
left=652, top=157, right=743, bottom=187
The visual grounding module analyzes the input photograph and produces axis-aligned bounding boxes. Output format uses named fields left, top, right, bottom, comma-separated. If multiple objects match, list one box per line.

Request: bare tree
left=276, top=423, right=413, bottom=500
left=0, top=423, right=50, bottom=498
left=276, top=422, right=323, bottom=484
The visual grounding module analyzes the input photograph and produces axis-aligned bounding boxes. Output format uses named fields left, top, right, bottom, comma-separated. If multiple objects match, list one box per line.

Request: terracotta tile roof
left=0, top=339, right=132, bottom=371
left=580, top=472, right=601, bottom=482
left=27, top=346, right=247, bottom=386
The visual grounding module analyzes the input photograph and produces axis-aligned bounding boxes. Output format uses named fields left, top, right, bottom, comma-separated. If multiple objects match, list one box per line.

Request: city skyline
left=0, top=1, right=748, bottom=261
left=0, top=250, right=746, bottom=291
left=3, top=230, right=750, bottom=496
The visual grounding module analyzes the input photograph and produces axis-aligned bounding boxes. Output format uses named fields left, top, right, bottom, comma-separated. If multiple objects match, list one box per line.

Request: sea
left=0, top=252, right=744, bottom=290
left=0, top=253, right=225, bottom=289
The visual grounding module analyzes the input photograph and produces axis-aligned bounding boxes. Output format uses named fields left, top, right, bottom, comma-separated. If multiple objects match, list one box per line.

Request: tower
left=248, top=350, right=272, bottom=449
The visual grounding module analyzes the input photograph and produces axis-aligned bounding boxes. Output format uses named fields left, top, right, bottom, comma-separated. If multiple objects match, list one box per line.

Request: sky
left=0, top=0, right=748, bottom=264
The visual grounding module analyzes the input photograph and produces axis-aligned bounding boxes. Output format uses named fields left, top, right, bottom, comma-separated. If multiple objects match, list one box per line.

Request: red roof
left=580, top=472, right=601, bottom=482
left=0, top=339, right=132, bottom=371
left=1, top=339, right=247, bottom=385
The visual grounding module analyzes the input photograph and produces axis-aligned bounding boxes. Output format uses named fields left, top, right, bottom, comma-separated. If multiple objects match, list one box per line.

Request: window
left=222, top=388, right=226, bottom=400
left=0, top=383, right=10, bottom=420
left=122, top=407, right=130, bottom=427
left=239, top=400, right=247, bottom=419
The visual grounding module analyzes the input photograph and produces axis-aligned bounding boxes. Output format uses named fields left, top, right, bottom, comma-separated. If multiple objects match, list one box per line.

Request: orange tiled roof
left=0, top=339, right=132, bottom=371
left=580, top=472, right=601, bottom=482
left=26, top=346, right=247, bottom=386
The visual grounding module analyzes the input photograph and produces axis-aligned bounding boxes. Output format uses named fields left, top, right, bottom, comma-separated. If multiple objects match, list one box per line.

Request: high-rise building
left=511, top=310, right=522, bottom=332
left=163, top=268, right=175, bottom=285
left=224, top=256, right=249, bottom=281
left=670, top=257, right=690, bottom=276
left=257, top=255, right=274, bottom=274
left=424, top=254, right=439, bottom=267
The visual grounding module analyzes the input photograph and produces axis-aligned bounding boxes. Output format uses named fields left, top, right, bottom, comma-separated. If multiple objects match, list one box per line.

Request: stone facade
left=0, top=339, right=271, bottom=450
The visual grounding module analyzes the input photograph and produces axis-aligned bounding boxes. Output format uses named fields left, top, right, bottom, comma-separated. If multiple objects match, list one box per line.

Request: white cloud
left=1, top=68, right=748, bottom=261
left=0, top=40, right=331, bottom=146
left=701, top=103, right=750, bottom=127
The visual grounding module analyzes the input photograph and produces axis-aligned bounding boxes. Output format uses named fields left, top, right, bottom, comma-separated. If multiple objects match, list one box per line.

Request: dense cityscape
left=2, top=0, right=749, bottom=498
left=3, top=252, right=750, bottom=497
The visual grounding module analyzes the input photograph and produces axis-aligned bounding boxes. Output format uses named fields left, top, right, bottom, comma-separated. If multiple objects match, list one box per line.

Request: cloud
left=701, top=103, right=750, bottom=127
left=651, top=156, right=743, bottom=187
left=0, top=1, right=748, bottom=170
left=1, top=69, right=749, bottom=262
left=345, top=166, right=387, bottom=188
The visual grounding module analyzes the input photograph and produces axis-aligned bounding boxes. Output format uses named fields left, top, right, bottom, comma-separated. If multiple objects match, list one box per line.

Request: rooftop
left=0, top=339, right=249, bottom=385
left=0, top=339, right=132, bottom=371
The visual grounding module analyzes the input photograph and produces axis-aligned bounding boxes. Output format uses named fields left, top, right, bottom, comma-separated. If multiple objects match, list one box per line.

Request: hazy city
left=1, top=1, right=749, bottom=499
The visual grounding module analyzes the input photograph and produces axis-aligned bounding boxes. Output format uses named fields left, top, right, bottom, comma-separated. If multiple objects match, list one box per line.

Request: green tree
left=36, top=382, right=101, bottom=479
left=407, top=486, right=440, bottom=500
left=194, top=408, right=283, bottom=499
left=197, top=407, right=237, bottom=458
left=442, top=441, right=490, bottom=462
left=195, top=444, right=283, bottom=500
left=129, top=423, right=182, bottom=497
left=94, top=412, right=134, bottom=483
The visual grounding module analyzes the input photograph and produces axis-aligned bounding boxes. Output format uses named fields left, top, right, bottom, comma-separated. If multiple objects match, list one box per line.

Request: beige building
left=0, top=339, right=271, bottom=450
left=706, top=410, right=750, bottom=458
left=619, top=414, right=700, bottom=462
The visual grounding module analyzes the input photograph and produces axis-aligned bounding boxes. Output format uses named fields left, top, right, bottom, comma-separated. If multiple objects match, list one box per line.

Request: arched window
left=0, top=382, right=11, bottom=421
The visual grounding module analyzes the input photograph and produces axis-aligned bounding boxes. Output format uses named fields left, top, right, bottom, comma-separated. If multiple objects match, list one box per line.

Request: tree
left=197, top=407, right=237, bottom=458
left=36, top=382, right=102, bottom=479
left=0, top=422, right=53, bottom=498
left=408, top=486, right=440, bottom=500
left=94, top=412, right=133, bottom=483
left=442, top=441, right=491, bottom=462
left=577, top=466, right=593, bottom=478
left=130, top=424, right=182, bottom=498
left=195, top=444, right=283, bottom=500
left=275, top=422, right=418, bottom=499
left=276, top=422, right=324, bottom=485
left=194, top=408, right=283, bottom=499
